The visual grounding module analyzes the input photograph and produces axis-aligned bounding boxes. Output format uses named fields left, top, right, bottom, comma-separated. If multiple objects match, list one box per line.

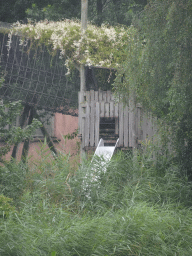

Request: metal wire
left=0, top=33, right=80, bottom=116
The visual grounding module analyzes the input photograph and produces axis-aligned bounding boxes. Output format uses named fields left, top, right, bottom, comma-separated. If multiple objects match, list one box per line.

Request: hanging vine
left=9, top=20, right=137, bottom=74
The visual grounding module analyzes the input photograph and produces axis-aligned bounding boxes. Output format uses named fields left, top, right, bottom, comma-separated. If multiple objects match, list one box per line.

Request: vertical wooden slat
left=99, top=90, right=103, bottom=101
left=147, top=112, right=152, bottom=140
left=78, top=91, right=82, bottom=134
left=124, top=105, right=129, bottom=147
left=90, top=90, right=95, bottom=146
left=86, top=91, right=90, bottom=104
left=103, top=91, right=107, bottom=102
left=115, top=118, right=119, bottom=135
left=81, top=115, right=85, bottom=148
left=129, top=99, right=136, bottom=148
left=111, top=93, right=115, bottom=101
left=95, top=102, right=100, bottom=146
left=105, top=102, right=109, bottom=117
left=107, top=90, right=111, bottom=102
left=136, top=104, right=142, bottom=142
left=119, top=102, right=124, bottom=147
left=142, top=112, right=147, bottom=141
left=100, top=101, right=105, bottom=117
left=114, top=103, right=119, bottom=118
left=84, top=102, right=90, bottom=146
left=110, top=101, right=114, bottom=117
left=95, top=91, right=98, bottom=102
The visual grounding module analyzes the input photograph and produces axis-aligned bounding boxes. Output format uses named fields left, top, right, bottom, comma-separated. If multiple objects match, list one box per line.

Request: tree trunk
left=21, top=106, right=34, bottom=163
left=33, top=109, right=57, bottom=157
left=11, top=104, right=30, bottom=159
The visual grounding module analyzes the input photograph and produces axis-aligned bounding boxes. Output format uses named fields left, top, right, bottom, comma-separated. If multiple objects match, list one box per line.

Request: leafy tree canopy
left=114, top=0, right=192, bottom=176
left=0, top=0, right=147, bottom=27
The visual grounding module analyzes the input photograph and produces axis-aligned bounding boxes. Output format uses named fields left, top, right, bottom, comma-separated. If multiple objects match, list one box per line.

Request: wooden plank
left=99, top=89, right=103, bottom=101
left=119, top=102, right=124, bottom=147
left=115, top=117, right=119, bottom=135
left=147, top=112, right=153, bottom=139
left=90, top=90, right=95, bottom=102
left=95, top=91, right=98, bottom=102
left=90, top=100, right=95, bottom=146
left=141, top=111, right=148, bottom=141
left=103, top=91, right=107, bottom=102
left=81, top=116, right=85, bottom=148
left=109, top=101, right=114, bottom=117
left=84, top=103, right=90, bottom=147
left=124, top=105, right=129, bottom=147
left=95, top=102, right=100, bottom=146
left=100, top=101, right=105, bottom=117
left=105, top=102, right=109, bottom=117
left=78, top=91, right=82, bottom=134
left=107, top=90, right=111, bottom=102
left=114, top=103, right=119, bottom=118
left=86, top=91, right=90, bottom=103
left=136, top=105, right=141, bottom=141
left=111, top=93, right=115, bottom=101
left=129, top=100, right=136, bottom=148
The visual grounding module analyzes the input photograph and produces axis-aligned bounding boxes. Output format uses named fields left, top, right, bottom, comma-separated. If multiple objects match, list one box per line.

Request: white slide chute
left=92, top=138, right=119, bottom=164
left=83, top=138, right=119, bottom=198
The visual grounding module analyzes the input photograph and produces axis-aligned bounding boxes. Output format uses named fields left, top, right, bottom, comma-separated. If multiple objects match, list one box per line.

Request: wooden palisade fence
left=79, top=90, right=157, bottom=150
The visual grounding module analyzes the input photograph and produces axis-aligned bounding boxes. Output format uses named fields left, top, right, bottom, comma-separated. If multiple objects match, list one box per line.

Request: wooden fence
left=78, top=90, right=157, bottom=149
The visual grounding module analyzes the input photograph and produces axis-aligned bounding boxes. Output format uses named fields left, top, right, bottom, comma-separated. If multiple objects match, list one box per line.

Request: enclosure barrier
left=79, top=90, right=157, bottom=150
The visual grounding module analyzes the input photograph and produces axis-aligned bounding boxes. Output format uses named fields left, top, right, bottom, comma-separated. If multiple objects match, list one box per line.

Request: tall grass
left=0, top=144, right=192, bottom=255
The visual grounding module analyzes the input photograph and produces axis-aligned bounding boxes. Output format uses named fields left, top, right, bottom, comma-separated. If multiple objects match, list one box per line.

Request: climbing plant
left=10, top=20, right=137, bottom=73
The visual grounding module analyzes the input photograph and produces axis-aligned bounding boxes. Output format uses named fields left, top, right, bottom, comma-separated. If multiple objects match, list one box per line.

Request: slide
left=91, top=138, right=119, bottom=172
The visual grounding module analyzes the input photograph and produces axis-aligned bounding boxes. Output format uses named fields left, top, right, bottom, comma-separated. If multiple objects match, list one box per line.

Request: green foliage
left=26, top=1, right=81, bottom=22
left=114, top=0, right=192, bottom=177
left=10, top=20, right=134, bottom=71
left=0, top=76, right=41, bottom=159
left=0, top=146, right=192, bottom=255
left=0, top=194, right=16, bottom=218
left=0, top=160, right=28, bottom=202
left=0, top=0, right=147, bottom=26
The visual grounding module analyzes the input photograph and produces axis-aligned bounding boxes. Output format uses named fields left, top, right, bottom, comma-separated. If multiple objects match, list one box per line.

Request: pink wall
left=2, top=113, right=79, bottom=162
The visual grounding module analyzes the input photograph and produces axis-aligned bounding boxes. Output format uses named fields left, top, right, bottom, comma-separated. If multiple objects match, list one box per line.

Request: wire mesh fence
left=0, top=32, right=80, bottom=116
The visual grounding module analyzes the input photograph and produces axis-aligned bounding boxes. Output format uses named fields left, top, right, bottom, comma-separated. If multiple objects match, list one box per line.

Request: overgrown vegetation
left=0, top=76, right=40, bottom=160
left=0, top=143, right=192, bottom=255
left=114, top=0, right=192, bottom=177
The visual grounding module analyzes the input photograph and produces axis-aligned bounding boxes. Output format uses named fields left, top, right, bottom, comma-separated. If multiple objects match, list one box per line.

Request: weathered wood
left=95, top=102, right=100, bottom=146
left=95, top=91, right=98, bottom=102
left=99, top=90, right=103, bottom=101
left=129, top=99, right=135, bottom=147
left=107, top=90, right=111, bottom=102
left=86, top=91, right=90, bottom=103
left=115, top=118, right=119, bottom=135
left=100, top=101, right=105, bottom=117
left=85, top=102, right=90, bottom=146
left=141, top=112, right=148, bottom=141
left=102, top=91, right=107, bottom=102
left=90, top=91, right=95, bottom=146
left=124, top=105, right=129, bottom=147
left=79, top=90, right=157, bottom=150
left=119, top=102, right=124, bottom=147
left=110, top=101, right=114, bottom=117
left=136, top=104, right=142, bottom=142
left=105, top=102, right=109, bottom=117
left=114, top=103, right=118, bottom=118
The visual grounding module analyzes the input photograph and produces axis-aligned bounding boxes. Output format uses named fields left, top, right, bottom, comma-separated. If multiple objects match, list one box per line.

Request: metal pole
left=80, top=0, right=88, bottom=92
left=79, top=0, right=88, bottom=160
